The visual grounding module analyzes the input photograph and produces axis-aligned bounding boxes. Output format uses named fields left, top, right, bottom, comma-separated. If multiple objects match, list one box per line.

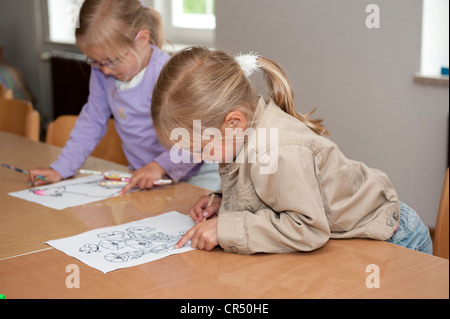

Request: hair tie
left=234, top=52, right=263, bottom=78
left=140, top=0, right=147, bottom=8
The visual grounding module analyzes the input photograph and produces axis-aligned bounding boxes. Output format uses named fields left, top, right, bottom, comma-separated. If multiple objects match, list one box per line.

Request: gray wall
left=216, top=0, right=449, bottom=227
left=0, top=0, right=53, bottom=123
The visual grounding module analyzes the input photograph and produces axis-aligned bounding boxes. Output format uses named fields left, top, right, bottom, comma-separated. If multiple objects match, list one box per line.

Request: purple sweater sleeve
left=154, top=151, right=200, bottom=183
left=50, top=70, right=111, bottom=178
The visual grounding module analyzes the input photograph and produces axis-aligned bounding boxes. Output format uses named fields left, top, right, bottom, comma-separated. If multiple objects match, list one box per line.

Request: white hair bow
left=235, top=52, right=263, bottom=78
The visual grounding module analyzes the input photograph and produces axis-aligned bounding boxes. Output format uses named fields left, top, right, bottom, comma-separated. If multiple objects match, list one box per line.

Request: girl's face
left=173, top=111, right=248, bottom=164
left=82, top=45, right=143, bottom=81
left=81, top=32, right=152, bottom=82
left=176, top=137, right=243, bottom=164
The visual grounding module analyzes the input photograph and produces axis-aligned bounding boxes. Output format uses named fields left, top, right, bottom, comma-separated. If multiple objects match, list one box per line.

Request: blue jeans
left=386, top=202, right=433, bottom=254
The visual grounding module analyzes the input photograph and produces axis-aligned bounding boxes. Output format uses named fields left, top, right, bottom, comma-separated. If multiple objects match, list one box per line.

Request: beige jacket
left=217, top=97, right=400, bottom=254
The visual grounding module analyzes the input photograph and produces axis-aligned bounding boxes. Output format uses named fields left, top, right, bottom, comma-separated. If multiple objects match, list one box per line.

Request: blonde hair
left=152, top=47, right=328, bottom=148
left=76, top=0, right=165, bottom=56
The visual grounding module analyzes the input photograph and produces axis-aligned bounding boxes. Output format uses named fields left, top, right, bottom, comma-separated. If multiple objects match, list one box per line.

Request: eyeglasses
left=86, top=51, right=130, bottom=70
left=85, top=30, right=144, bottom=70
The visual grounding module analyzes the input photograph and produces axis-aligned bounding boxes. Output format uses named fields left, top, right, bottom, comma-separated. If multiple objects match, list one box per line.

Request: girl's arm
left=153, top=151, right=201, bottom=183
left=217, top=145, right=331, bottom=254
left=50, top=69, right=112, bottom=179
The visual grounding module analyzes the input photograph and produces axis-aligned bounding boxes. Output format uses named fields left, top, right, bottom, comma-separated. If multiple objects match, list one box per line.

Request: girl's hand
left=190, top=195, right=221, bottom=223
left=175, top=218, right=219, bottom=251
left=120, top=162, right=166, bottom=194
left=28, top=168, right=62, bottom=187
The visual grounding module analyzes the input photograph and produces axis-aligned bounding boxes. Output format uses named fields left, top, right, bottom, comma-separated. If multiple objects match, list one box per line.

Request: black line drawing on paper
left=9, top=172, right=130, bottom=210
left=79, top=226, right=190, bottom=263
left=31, top=179, right=120, bottom=198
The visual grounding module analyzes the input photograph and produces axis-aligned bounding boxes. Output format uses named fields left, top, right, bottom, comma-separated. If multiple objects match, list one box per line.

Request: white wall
left=216, top=0, right=449, bottom=227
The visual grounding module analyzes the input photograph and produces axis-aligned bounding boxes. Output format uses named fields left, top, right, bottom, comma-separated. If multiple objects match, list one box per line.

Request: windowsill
left=162, top=42, right=215, bottom=55
left=414, top=73, right=449, bottom=87
left=162, top=43, right=190, bottom=55
left=41, top=42, right=208, bottom=61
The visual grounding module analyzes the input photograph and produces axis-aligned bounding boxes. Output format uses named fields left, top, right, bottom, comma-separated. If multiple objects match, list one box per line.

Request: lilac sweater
left=51, top=45, right=201, bottom=181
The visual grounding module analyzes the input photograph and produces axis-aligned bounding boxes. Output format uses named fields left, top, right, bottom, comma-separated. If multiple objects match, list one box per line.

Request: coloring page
left=46, top=211, right=196, bottom=273
left=8, top=171, right=130, bottom=210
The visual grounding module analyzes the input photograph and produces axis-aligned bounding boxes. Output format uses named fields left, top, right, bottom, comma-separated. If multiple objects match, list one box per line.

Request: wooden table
left=0, top=131, right=448, bottom=300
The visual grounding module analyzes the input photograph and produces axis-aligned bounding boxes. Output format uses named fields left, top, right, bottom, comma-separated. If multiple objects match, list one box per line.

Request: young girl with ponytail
left=151, top=47, right=431, bottom=255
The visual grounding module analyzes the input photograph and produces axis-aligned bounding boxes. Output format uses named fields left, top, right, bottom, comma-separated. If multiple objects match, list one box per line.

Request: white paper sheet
left=8, top=171, right=130, bottom=210
left=46, top=211, right=196, bottom=273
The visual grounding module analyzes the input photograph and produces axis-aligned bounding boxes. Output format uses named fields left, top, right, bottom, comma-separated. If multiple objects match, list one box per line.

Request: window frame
left=416, top=0, right=449, bottom=86
left=36, top=0, right=82, bottom=53
left=171, top=0, right=216, bottom=30
left=40, top=0, right=215, bottom=50
left=153, top=0, right=215, bottom=46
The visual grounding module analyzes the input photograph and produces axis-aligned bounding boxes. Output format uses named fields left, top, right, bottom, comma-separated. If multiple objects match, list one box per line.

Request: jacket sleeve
left=154, top=150, right=201, bottom=183
left=50, top=69, right=111, bottom=178
left=217, top=145, right=331, bottom=254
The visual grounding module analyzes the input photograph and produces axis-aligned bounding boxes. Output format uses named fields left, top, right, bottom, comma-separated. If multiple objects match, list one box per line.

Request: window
left=47, top=0, right=82, bottom=45
left=172, top=0, right=216, bottom=30
left=153, top=0, right=215, bottom=46
left=44, top=0, right=215, bottom=47
left=420, top=0, right=449, bottom=77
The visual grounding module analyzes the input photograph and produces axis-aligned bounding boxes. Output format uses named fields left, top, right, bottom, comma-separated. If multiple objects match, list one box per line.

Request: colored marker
left=100, top=181, right=129, bottom=188
left=79, top=170, right=131, bottom=181
left=105, top=176, right=131, bottom=182
left=78, top=169, right=104, bottom=176
left=100, top=179, right=174, bottom=189
left=153, top=179, right=174, bottom=186
left=103, top=173, right=131, bottom=181
left=1, top=163, right=47, bottom=181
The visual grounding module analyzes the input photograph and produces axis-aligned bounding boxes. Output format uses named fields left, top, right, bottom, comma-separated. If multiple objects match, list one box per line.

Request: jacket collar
left=218, top=96, right=271, bottom=174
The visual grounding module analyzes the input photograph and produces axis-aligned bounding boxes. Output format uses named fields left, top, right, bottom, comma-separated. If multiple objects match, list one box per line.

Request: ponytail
left=151, top=47, right=328, bottom=150
left=144, top=6, right=166, bottom=49
left=258, top=57, right=329, bottom=136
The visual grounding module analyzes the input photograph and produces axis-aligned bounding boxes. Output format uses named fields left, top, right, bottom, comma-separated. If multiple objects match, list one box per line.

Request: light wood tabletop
left=0, top=131, right=448, bottom=299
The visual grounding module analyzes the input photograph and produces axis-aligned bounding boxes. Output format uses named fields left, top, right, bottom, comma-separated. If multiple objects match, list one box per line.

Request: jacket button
left=224, top=201, right=230, bottom=211
left=393, top=211, right=400, bottom=221
left=245, top=206, right=254, bottom=213
left=386, top=218, right=395, bottom=227
left=229, top=246, right=238, bottom=253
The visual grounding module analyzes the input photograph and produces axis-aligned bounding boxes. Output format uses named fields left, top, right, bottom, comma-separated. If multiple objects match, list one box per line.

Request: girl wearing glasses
left=30, top=0, right=218, bottom=192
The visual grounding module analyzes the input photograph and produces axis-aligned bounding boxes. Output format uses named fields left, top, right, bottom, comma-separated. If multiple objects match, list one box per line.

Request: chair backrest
left=0, top=98, right=40, bottom=141
left=0, top=84, right=13, bottom=99
left=46, top=115, right=128, bottom=166
left=433, top=168, right=449, bottom=259
left=45, top=115, right=77, bottom=148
